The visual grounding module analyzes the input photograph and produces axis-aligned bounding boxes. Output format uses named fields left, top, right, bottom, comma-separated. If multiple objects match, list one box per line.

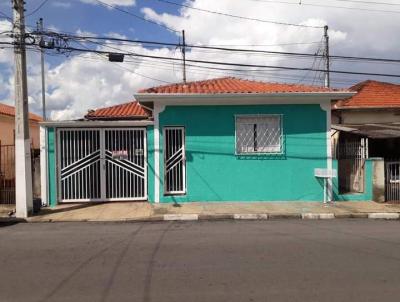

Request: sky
left=0, top=0, right=399, bottom=120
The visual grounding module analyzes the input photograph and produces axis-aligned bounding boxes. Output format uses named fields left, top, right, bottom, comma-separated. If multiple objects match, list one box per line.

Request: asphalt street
left=1, top=220, right=400, bottom=302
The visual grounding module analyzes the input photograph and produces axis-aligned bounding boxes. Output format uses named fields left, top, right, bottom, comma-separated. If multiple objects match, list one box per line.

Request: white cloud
left=1, top=0, right=399, bottom=121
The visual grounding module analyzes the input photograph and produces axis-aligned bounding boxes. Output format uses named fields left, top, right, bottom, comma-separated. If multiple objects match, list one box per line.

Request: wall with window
left=157, top=104, right=328, bottom=203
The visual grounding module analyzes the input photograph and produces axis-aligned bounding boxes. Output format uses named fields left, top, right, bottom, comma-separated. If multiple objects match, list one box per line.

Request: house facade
left=40, top=77, right=354, bottom=206
left=0, top=103, right=43, bottom=204
left=332, top=80, right=400, bottom=202
left=0, top=103, right=42, bottom=148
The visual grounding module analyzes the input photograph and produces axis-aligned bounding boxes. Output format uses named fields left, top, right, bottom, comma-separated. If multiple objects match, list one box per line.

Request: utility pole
left=323, top=25, right=330, bottom=88
left=13, top=0, right=33, bottom=218
left=37, top=17, right=46, bottom=120
left=181, top=30, right=187, bottom=84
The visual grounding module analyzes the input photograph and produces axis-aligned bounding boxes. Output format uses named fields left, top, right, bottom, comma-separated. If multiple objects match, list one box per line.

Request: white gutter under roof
left=40, top=120, right=154, bottom=127
left=134, top=91, right=356, bottom=102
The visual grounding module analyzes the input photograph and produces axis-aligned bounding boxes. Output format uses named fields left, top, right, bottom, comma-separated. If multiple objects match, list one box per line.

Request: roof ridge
left=335, top=80, right=400, bottom=109
left=350, top=79, right=400, bottom=91
left=138, top=76, right=346, bottom=94
left=85, top=100, right=151, bottom=120
left=236, top=76, right=330, bottom=90
left=138, top=76, right=234, bottom=93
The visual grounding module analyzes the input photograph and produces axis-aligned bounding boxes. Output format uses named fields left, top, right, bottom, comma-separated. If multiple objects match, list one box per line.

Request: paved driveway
left=1, top=220, right=400, bottom=302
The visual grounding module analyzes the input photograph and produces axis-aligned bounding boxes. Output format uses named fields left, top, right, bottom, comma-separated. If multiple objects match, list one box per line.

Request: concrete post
left=13, top=0, right=33, bottom=217
left=372, top=158, right=385, bottom=203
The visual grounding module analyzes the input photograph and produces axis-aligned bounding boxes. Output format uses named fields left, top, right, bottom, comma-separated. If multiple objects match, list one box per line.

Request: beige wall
left=0, top=114, right=40, bottom=149
left=333, top=109, right=400, bottom=125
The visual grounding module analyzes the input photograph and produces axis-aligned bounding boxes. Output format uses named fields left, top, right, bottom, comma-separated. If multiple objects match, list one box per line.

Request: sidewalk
left=1, top=201, right=399, bottom=222
left=0, top=205, right=15, bottom=220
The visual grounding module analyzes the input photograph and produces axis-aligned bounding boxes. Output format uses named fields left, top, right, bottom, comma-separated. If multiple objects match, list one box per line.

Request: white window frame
left=235, top=114, right=283, bottom=155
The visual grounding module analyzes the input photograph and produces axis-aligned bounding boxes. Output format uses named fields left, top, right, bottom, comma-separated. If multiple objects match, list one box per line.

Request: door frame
left=56, top=127, right=147, bottom=202
left=385, top=160, right=400, bottom=202
left=163, top=126, right=186, bottom=195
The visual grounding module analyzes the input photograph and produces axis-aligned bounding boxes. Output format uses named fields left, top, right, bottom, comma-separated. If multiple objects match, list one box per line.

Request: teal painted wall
left=332, top=159, right=373, bottom=201
left=158, top=104, right=328, bottom=203
left=147, top=125, right=155, bottom=203
left=47, top=127, right=57, bottom=207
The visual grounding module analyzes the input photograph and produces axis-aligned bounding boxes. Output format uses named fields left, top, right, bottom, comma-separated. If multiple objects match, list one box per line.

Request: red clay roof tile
left=334, top=80, right=400, bottom=109
left=85, top=101, right=151, bottom=120
left=0, top=103, right=42, bottom=122
left=138, top=77, right=345, bottom=94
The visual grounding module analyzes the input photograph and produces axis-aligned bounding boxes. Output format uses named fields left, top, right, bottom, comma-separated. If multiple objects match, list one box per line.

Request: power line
left=73, top=39, right=173, bottom=84
left=89, top=54, right=373, bottom=86
left=62, top=50, right=360, bottom=86
left=35, top=32, right=400, bottom=64
left=249, top=0, right=400, bottom=14
left=0, top=10, right=12, bottom=21
left=0, top=10, right=42, bottom=33
left=205, top=41, right=322, bottom=47
left=25, top=0, right=50, bottom=17
left=93, top=0, right=179, bottom=33
left=152, top=0, right=324, bottom=29
left=29, top=42, right=400, bottom=78
left=330, top=0, right=400, bottom=6
left=14, top=40, right=371, bottom=86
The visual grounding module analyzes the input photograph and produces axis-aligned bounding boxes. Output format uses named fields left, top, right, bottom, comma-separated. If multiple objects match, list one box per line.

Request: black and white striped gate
left=58, top=128, right=147, bottom=202
left=164, top=127, right=186, bottom=195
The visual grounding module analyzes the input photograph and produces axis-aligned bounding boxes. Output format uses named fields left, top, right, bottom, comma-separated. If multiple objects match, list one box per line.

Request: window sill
left=235, top=152, right=286, bottom=160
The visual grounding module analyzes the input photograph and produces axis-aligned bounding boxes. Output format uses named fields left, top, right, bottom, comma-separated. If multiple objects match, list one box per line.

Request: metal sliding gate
left=164, top=127, right=186, bottom=195
left=337, top=138, right=368, bottom=194
left=0, top=145, right=15, bottom=204
left=58, top=128, right=147, bottom=202
left=385, top=161, right=400, bottom=203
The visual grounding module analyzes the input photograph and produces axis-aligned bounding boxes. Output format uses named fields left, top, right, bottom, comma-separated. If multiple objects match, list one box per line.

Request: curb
left=268, top=213, right=302, bottom=219
left=3, top=212, right=400, bottom=223
left=368, top=213, right=400, bottom=220
left=163, top=214, right=199, bottom=221
left=233, top=214, right=268, bottom=220
left=302, top=213, right=335, bottom=220
left=333, top=213, right=368, bottom=219
left=0, top=217, right=26, bottom=224
left=199, top=214, right=233, bottom=220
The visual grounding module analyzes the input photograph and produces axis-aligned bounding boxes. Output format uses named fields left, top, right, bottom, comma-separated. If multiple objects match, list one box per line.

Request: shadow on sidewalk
left=34, top=203, right=105, bottom=216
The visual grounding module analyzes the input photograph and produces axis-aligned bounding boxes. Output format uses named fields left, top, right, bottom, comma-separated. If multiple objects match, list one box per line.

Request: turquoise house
left=40, top=77, right=356, bottom=206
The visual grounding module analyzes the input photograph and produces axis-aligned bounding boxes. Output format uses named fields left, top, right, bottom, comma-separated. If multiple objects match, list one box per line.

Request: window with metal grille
left=235, top=115, right=282, bottom=154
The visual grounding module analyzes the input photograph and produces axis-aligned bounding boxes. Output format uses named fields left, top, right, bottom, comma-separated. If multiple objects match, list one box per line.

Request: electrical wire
left=0, top=10, right=12, bottom=21
left=29, top=42, right=400, bottom=78
left=322, top=0, right=400, bottom=6
left=93, top=0, right=179, bottom=33
left=152, top=0, right=324, bottom=29
left=25, top=0, right=50, bottom=17
left=249, top=0, right=400, bottom=14
left=73, top=39, right=173, bottom=84
left=34, top=32, right=400, bottom=64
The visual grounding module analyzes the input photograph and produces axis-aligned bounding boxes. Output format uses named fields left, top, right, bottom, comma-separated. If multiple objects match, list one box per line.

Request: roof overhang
left=333, top=123, right=400, bottom=139
left=40, top=120, right=154, bottom=128
left=135, top=92, right=355, bottom=105
left=333, top=106, right=400, bottom=111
